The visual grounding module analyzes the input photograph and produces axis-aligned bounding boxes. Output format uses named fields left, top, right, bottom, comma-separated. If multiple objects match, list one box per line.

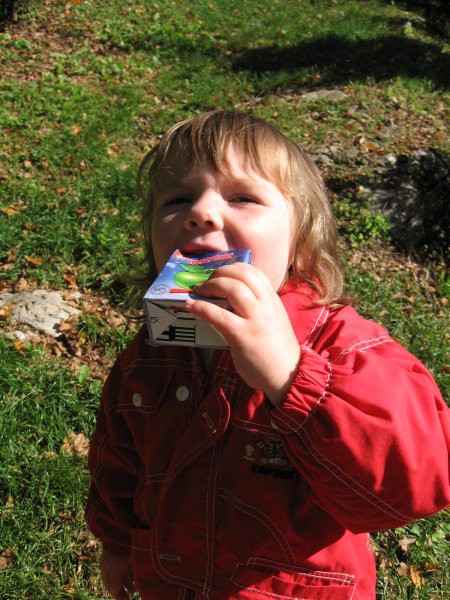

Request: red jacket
left=86, top=283, right=450, bottom=599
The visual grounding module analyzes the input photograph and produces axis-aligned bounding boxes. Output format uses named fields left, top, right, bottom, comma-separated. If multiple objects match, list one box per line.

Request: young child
left=85, top=110, right=450, bottom=600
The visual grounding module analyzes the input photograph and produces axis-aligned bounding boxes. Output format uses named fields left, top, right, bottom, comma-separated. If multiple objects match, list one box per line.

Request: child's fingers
left=208, top=262, right=272, bottom=299
left=192, top=275, right=257, bottom=318
left=185, top=297, right=243, bottom=342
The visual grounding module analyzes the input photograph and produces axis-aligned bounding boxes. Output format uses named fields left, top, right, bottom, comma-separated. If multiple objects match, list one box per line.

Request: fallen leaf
left=6, top=248, right=17, bottom=262
left=361, top=141, right=380, bottom=153
left=63, top=272, right=78, bottom=287
left=61, top=432, right=90, bottom=457
left=409, top=566, right=423, bottom=587
left=0, top=549, right=14, bottom=572
left=58, top=314, right=79, bottom=332
left=24, top=255, right=44, bottom=266
left=14, top=277, right=29, bottom=291
left=13, top=340, right=29, bottom=354
left=105, top=312, right=125, bottom=328
left=64, top=581, right=76, bottom=594
left=71, top=124, right=83, bottom=136
left=0, top=206, right=18, bottom=216
left=0, top=304, right=14, bottom=319
left=23, top=223, right=39, bottom=231
left=399, top=536, right=416, bottom=552
left=396, top=562, right=409, bottom=577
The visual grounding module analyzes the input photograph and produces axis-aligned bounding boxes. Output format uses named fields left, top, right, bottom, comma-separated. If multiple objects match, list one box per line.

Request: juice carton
left=143, top=249, right=252, bottom=347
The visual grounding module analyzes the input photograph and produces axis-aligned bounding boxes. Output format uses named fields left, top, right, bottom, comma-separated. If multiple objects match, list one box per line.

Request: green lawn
left=0, top=0, right=448, bottom=597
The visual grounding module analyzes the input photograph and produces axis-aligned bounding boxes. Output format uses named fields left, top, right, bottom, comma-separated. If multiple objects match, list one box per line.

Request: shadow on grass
left=230, top=34, right=449, bottom=90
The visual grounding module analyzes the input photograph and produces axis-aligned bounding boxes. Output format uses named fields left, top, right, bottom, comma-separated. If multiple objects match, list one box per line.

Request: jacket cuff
left=268, top=346, right=331, bottom=433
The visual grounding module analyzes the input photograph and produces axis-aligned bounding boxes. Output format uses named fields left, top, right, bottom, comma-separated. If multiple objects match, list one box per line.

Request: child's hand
left=100, top=549, right=136, bottom=600
left=185, top=262, right=300, bottom=405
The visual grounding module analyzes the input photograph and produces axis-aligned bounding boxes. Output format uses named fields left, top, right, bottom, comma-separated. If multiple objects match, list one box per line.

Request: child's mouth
left=181, top=247, right=227, bottom=258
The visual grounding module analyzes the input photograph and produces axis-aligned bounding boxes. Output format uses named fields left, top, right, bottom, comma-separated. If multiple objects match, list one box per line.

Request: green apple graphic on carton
left=173, top=263, right=215, bottom=290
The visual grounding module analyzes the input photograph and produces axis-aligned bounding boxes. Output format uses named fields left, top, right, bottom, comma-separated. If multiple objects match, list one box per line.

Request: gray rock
left=300, top=89, right=348, bottom=102
left=306, top=145, right=448, bottom=248
left=0, top=289, right=80, bottom=338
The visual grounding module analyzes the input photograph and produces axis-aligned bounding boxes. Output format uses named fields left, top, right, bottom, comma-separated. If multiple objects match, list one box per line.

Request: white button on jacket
left=176, top=386, right=189, bottom=402
left=132, top=393, right=142, bottom=407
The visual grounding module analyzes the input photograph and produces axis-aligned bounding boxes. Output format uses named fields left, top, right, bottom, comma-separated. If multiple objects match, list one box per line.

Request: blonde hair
left=136, top=110, right=346, bottom=307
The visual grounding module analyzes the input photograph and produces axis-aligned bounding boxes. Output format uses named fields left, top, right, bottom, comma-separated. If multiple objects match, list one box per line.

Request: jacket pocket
left=231, top=557, right=355, bottom=599
left=117, top=363, right=174, bottom=413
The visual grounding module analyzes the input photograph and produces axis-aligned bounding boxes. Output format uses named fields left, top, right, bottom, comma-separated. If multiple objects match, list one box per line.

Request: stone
left=0, top=289, right=80, bottom=338
left=306, top=145, right=448, bottom=248
left=300, top=88, right=348, bottom=102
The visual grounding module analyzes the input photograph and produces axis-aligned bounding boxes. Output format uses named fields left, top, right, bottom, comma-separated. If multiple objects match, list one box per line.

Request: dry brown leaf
left=0, top=549, right=14, bottom=572
left=14, top=277, right=29, bottom=291
left=58, top=315, right=79, bottom=333
left=61, top=432, right=90, bottom=457
left=399, top=535, right=416, bottom=552
left=106, top=312, right=125, bottom=328
left=71, top=124, right=83, bottom=136
left=409, top=566, right=424, bottom=587
left=361, top=141, right=380, bottom=153
left=0, top=304, right=14, bottom=319
left=24, top=255, right=44, bottom=266
left=3, top=496, right=14, bottom=516
left=0, top=206, right=18, bottom=216
left=64, top=581, right=76, bottom=594
left=424, top=562, right=440, bottom=571
left=13, top=340, right=29, bottom=354
left=6, top=248, right=17, bottom=262
left=63, top=272, right=78, bottom=288
left=396, top=562, right=409, bottom=577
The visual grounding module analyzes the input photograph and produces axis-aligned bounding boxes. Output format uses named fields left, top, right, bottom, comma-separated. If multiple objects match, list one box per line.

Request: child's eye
left=231, top=196, right=258, bottom=204
left=163, top=196, right=191, bottom=207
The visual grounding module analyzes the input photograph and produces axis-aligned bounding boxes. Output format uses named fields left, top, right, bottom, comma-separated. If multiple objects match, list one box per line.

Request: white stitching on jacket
left=272, top=335, right=412, bottom=523
left=334, top=336, right=391, bottom=364
left=304, top=307, right=330, bottom=348
left=217, top=488, right=297, bottom=566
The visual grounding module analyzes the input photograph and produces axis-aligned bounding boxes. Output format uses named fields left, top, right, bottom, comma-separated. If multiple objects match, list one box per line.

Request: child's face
left=151, top=150, right=294, bottom=290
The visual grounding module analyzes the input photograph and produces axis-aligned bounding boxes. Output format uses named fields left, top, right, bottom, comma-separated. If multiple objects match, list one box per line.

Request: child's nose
left=184, top=193, right=223, bottom=231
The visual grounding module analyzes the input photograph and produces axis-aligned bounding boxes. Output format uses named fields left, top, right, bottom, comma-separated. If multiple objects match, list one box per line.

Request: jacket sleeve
left=85, top=357, right=140, bottom=555
left=269, top=319, right=450, bottom=534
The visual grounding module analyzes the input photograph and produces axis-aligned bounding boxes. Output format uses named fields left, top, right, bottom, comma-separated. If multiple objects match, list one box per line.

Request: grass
left=0, top=0, right=449, bottom=597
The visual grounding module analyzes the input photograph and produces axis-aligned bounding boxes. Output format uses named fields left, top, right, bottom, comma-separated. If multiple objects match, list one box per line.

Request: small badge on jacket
left=244, top=437, right=294, bottom=479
